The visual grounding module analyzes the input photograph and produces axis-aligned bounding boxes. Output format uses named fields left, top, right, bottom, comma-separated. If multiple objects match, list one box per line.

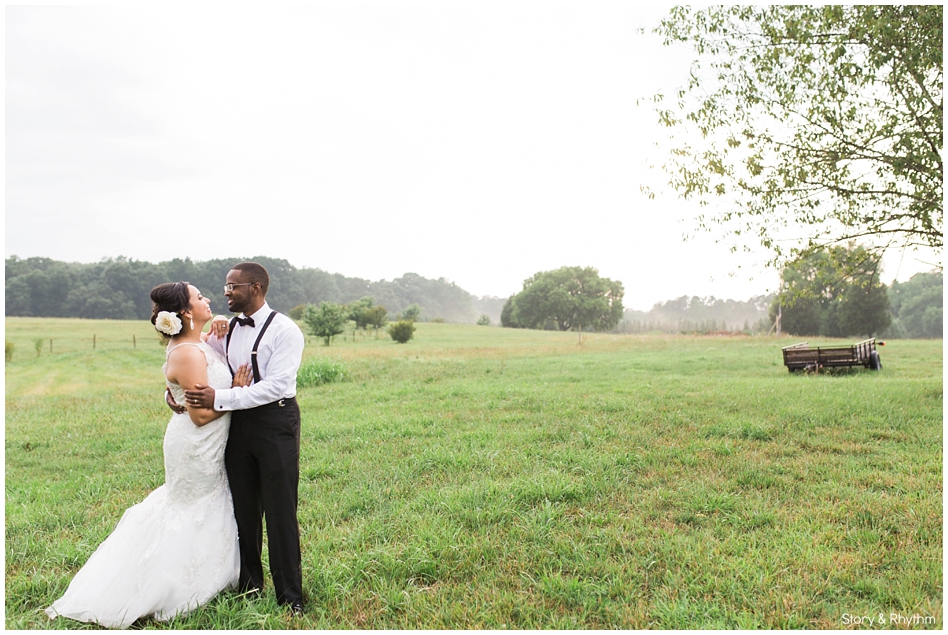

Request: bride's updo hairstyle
left=150, top=281, right=191, bottom=339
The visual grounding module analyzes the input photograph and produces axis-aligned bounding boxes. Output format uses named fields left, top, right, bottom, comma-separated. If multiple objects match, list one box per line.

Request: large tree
left=650, top=5, right=942, bottom=266
left=769, top=244, right=892, bottom=337
left=508, top=266, right=624, bottom=338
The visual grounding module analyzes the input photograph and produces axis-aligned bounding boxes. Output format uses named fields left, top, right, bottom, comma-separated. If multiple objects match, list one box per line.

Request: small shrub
left=429, top=317, right=445, bottom=323
left=5, top=340, right=13, bottom=362
left=476, top=314, right=491, bottom=326
left=297, top=357, right=347, bottom=388
left=389, top=320, right=416, bottom=344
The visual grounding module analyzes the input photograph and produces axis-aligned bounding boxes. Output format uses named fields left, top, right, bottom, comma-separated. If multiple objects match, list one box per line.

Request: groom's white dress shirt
left=205, top=302, right=305, bottom=412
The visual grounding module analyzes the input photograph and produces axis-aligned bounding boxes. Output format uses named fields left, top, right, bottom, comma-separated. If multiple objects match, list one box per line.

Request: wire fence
left=5, top=329, right=168, bottom=360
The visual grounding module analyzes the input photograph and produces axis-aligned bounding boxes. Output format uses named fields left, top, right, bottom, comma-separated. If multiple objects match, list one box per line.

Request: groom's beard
left=227, top=297, right=246, bottom=314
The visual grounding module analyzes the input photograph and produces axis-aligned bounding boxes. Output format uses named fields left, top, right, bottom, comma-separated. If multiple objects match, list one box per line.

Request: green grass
left=5, top=318, right=943, bottom=629
left=297, top=356, right=348, bottom=388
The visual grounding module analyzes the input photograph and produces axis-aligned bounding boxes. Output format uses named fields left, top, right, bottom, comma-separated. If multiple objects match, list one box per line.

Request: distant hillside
left=5, top=256, right=479, bottom=323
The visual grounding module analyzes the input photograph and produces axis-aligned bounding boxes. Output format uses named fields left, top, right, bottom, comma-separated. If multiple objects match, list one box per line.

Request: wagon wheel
left=869, top=350, right=882, bottom=371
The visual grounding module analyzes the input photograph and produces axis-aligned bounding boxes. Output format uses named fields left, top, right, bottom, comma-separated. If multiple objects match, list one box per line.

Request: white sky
left=4, top=2, right=938, bottom=311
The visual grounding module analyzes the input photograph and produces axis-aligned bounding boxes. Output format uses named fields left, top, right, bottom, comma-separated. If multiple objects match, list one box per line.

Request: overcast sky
left=5, top=2, right=937, bottom=310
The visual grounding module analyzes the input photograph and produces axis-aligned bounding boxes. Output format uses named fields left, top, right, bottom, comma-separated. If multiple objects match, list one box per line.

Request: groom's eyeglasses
left=224, top=283, right=254, bottom=293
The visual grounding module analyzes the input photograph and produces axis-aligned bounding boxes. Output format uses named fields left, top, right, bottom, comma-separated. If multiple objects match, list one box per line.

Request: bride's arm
left=165, top=346, right=226, bottom=427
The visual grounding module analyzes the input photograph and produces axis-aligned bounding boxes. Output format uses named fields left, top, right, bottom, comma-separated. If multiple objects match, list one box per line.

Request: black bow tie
left=235, top=316, right=255, bottom=327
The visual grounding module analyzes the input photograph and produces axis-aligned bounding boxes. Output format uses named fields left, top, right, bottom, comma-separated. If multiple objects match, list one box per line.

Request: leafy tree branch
left=649, top=5, right=942, bottom=267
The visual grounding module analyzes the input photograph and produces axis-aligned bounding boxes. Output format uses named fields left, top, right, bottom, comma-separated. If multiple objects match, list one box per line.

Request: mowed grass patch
left=6, top=319, right=943, bottom=629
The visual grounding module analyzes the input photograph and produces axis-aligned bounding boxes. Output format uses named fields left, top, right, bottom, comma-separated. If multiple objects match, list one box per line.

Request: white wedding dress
left=46, top=342, right=240, bottom=629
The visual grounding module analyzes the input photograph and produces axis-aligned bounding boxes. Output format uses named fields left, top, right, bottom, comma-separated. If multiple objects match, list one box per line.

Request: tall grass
left=296, top=357, right=347, bottom=388
left=5, top=319, right=943, bottom=629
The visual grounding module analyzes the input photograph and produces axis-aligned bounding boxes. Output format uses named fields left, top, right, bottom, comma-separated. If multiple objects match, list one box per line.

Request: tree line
left=6, top=254, right=940, bottom=338
left=497, top=257, right=940, bottom=340
left=617, top=295, right=774, bottom=335
left=5, top=256, right=480, bottom=322
left=885, top=271, right=943, bottom=339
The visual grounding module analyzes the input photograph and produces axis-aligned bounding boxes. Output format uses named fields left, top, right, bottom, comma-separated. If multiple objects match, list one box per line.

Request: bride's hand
left=208, top=316, right=230, bottom=340
left=232, top=364, right=252, bottom=388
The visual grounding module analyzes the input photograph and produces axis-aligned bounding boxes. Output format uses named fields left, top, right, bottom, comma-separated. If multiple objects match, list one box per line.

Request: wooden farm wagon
left=781, top=338, right=883, bottom=372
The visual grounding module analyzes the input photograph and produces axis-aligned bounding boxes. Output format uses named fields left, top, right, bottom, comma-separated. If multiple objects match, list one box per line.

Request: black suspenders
left=226, top=311, right=279, bottom=384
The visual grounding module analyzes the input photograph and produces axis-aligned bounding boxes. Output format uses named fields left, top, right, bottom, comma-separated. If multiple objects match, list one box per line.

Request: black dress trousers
left=224, top=397, right=302, bottom=606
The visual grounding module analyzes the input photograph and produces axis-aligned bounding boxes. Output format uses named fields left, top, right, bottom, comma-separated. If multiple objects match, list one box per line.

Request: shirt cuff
left=214, top=387, right=232, bottom=411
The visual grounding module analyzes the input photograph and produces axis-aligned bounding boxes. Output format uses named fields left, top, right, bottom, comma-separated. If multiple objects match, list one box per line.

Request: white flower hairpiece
left=155, top=311, right=183, bottom=336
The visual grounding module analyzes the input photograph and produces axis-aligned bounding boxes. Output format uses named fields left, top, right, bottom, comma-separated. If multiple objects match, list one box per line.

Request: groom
left=183, top=262, right=306, bottom=614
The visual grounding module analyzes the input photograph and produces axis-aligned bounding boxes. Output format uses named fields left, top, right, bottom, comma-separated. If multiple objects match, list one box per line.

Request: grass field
left=5, top=318, right=943, bottom=629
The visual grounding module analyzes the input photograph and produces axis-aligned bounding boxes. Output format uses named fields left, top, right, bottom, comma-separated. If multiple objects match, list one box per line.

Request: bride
left=46, top=282, right=252, bottom=629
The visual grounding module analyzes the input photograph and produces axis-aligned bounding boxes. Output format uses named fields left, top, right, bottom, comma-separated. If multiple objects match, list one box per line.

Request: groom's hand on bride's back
left=166, top=388, right=187, bottom=414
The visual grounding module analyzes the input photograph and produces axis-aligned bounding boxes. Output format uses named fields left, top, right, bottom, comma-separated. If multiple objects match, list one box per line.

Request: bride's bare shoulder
left=165, top=343, right=207, bottom=370
left=165, top=343, right=209, bottom=386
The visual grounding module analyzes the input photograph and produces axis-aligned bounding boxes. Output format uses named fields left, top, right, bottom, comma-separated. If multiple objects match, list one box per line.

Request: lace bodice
left=160, top=341, right=233, bottom=506
left=163, top=341, right=232, bottom=403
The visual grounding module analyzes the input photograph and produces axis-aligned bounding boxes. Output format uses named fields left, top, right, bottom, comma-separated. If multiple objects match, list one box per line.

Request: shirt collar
left=242, top=302, right=271, bottom=322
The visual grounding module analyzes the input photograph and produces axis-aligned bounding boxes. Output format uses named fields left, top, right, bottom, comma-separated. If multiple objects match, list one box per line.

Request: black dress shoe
left=288, top=602, right=305, bottom=616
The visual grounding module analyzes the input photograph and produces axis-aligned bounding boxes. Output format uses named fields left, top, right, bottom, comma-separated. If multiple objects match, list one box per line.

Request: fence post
left=133, top=335, right=136, bottom=348
left=93, top=335, right=96, bottom=349
left=49, top=339, right=53, bottom=354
